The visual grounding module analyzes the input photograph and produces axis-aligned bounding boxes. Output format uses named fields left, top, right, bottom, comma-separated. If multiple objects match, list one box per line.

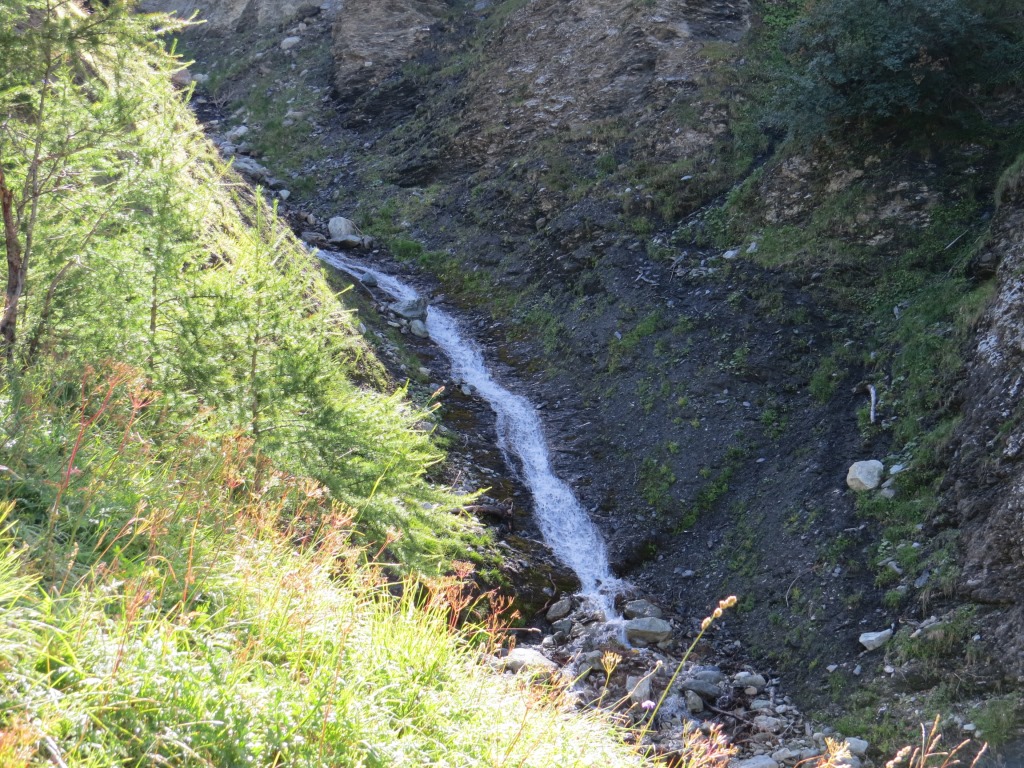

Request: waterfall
left=319, top=249, right=624, bottom=613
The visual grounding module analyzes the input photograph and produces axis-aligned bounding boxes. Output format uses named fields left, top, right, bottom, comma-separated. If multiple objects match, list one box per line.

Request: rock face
left=944, top=177, right=1024, bottom=675
left=331, top=0, right=446, bottom=112
left=846, top=460, right=884, bottom=491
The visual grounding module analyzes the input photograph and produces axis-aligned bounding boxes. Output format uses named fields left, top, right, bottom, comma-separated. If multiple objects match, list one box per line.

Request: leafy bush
left=774, top=0, right=1023, bottom=137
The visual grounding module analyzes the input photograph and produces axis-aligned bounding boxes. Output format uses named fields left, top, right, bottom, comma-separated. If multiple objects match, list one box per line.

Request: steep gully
left=319, top=248, right=626, bottom=617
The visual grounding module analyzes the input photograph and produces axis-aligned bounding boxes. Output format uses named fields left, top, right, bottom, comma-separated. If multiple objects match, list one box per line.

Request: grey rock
left=334, top=233, right=364, bottom=250
left=225, top=124, right=249, bottom=142
left=280, top=35, right=301, bottom=50
left=754, top=715, right=784, bottom=733
left=679, top=679, right=721, bottom=701
left=684, top=689, right=705, bottom=713
left=546, top=597, right=572, bottom=622
left=733, top=671, right=767, bottom=691
left=693, top=669, right=727, bottom=685
left=328, top=216, right=357, bottom=241
left=623, top=599, right=663, bottom=620
left=499, top=648, right=557, bottom=676
left=626, top=674, right=652, bottom=705
left=847, top=460, right=884, bottom=491
left=858, top=628, right=892, bottom=651
left=390, top=297, right=428, bottom=320
left=232, top=156, right=270, bottom=181
left=737, top=756, right=779, bottom=768
left=358, top=271, right=378, bottom=287
left=624, top=617, right=673, bottom=643
left=551, top=618, right=573, bottom=634
left=845, top=738, right=869, bottom=756
left=409, top=319, right=428, bottom=338
left=301, top=230, right=328, bottom=245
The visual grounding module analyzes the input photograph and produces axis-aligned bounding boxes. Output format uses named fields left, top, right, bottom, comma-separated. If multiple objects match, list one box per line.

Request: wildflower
left=641, top=700, right=656, bottom=711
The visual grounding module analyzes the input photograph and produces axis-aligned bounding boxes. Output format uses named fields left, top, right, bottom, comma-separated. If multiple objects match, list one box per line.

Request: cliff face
left=945, top=179, right=1024, bottom=675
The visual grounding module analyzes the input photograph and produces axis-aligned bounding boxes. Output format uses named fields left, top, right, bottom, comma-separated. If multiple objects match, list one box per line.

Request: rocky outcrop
left=944, top=167, right=1024, bottom=674
left=331, top=0, right=445, bottom=108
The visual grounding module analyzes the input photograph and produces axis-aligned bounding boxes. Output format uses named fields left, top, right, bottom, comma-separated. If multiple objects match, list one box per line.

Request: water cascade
left=319, top=249, right=624, bottom=613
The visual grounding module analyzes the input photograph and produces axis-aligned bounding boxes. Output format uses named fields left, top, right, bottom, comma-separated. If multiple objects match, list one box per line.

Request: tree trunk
left=0, top=166, right=24, bottom=362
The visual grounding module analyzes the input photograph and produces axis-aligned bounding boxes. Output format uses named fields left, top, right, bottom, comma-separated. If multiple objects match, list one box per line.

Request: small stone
left=693, top=669, right=727, bottom=685
left=680, top=679, right=722, bottom=701
left=847, top=460, right=884, bottom=491
left=170, top=68, right=193, bottom=88
left=737, top=755, right=779, bottom=768
left=853, top=665, right=862, bottom=676
left=845, top=738, right=869, bottom=756
left=751, top=698, right=773, bottom=711
left=745, top=686, right=759, bottom=696
left=623, top=599, right=663, bottom=620
left=826, top=664, right=839, bottom=673
left=627, top=675, right=652, bottom=705
left=734, top=671, right=767, bottom=691
left=624, top=617, right=673, bottom=643
left=280, top=36, right=301, bottom=51
left=278, top=189, right=290, bottom=201
left=409, top=319, right=428, bottom=338
left=225, top=125, right=249, bottom=142
left=551, top=618, right=572, bottom=634
left=963, top=723, right=976, bottom=732
left=498, top=648, right=557, bottom=676
left=753, top=716, right=782, bottom=733
left=546, top=597, right=572, bottom=622
left=390, top=298, right=428, bottom=321
left=358, top=272, right=378, bottom=288
left=417, top=367, right=430, bottom=377
left=772, top=749, right=796, bottom=762
left=723, top=249, right=740, bottom=260
left=858, top=629, right=893, bottom=651
left=684, top=689, right=705, bottom=713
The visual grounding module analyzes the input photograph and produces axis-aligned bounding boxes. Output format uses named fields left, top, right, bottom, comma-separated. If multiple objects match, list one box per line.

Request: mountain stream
left=319, top=249, right=625, bottom=615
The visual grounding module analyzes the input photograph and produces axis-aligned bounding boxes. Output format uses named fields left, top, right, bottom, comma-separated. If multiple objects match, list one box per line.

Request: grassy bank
left=0, top=2, right=647, bottom=764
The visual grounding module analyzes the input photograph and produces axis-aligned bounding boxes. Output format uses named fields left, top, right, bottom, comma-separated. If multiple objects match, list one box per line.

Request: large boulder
left=846, top=460, right=884, bottom=491
left=391, top=298, right=427, bottom=321
left=328, top=216, right=358, bottom=241
left=624, top=617, right=673, bottom=644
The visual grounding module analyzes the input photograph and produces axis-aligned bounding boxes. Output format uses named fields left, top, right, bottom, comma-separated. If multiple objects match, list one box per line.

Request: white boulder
left=858, top=628, right=892, bottom=651
left=846, top=460, right=884, bottom=491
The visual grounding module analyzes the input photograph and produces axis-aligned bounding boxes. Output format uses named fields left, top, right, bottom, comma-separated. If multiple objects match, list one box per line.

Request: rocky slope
left=159, top=0, right=1024, bottom=747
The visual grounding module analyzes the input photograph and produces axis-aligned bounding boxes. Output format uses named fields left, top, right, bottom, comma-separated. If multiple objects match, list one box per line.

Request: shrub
left=774, top=0, right=1024, bottom=138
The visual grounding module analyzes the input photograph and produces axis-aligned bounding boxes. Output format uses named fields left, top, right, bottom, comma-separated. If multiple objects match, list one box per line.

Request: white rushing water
left=319, top=249, right=624, bottom=612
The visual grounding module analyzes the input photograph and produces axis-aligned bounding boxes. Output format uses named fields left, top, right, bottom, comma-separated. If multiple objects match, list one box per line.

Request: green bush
left=775, top=0, right=1023, bottom=138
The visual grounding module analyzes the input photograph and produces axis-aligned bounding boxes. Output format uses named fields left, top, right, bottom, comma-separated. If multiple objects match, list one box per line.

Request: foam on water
left=320, top=250, right=624, bottom=612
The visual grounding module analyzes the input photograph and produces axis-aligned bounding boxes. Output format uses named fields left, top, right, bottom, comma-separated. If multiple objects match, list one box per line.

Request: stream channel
left=319, top=248, right=627, bottom=617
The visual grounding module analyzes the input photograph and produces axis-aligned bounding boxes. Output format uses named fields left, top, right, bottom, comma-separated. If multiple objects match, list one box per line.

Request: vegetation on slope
left=0, top=2, right=646, bottom=765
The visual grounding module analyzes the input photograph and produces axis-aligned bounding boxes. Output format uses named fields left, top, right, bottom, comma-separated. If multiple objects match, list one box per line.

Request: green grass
left=0, top=7, right=651, bottom=765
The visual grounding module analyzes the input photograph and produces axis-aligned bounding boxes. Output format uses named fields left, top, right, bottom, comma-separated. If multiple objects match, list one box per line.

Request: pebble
left=546, top=597, right=572, bottom=622
left=734, top=672, right=767, bottom=691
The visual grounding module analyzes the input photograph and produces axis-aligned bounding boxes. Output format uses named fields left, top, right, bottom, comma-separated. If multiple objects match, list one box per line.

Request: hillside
left=3, top=0, right=1024, bottom=763
left=153, top=0, right=1024, bottom=753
